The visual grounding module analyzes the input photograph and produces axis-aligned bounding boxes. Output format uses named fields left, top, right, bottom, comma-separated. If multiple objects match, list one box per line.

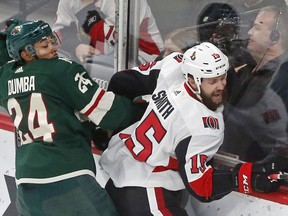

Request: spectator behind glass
left=0, top=20, right=141, bottom=216
left=52, top=0, right=164, bottom=63
left=196, top=2, right=253, bottom=68
left=230, top=0, right=287, bottom=41
left=221, top=6, right=288, bottom=179
left=155, top=27, right=199, bottom=61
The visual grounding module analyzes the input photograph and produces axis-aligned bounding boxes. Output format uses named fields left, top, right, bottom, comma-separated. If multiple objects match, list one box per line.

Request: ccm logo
left=242, top=174, right=250, bottom=194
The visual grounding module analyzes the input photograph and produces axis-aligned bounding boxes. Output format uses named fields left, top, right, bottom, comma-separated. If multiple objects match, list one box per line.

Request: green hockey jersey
left=0, top=57, right=136, bottom=185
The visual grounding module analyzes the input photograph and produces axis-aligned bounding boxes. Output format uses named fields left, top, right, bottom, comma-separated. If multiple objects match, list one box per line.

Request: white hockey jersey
left=100, top=53, right=225, bottom=197
left=53, top=0, right=164, bottom=62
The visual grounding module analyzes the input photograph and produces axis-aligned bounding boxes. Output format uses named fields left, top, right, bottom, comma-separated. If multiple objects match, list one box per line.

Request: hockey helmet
left=6, top=20, right=53, bottom=61
left=197, top=3, right=239, bottom=42
left=181, top=42, right=229, bottom=93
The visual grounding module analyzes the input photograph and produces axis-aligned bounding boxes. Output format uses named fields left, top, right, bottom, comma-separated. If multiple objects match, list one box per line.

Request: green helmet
left=6, top=20, right=52, bottom=61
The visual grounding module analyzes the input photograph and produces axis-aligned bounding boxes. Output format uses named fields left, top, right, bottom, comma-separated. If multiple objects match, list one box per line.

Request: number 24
left=7, top=93, right=55, bottom=145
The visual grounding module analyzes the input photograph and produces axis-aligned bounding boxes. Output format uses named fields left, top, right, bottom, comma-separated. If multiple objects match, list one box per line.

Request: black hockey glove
left=81, top=10, right=103, bottom=34
left=250, top=163, right=281, bottom=193
left=233, top=160, right=284, bottom=194
left=91, top=127, right=110, bottom=151
left=252, top=154, right=288, bottom=192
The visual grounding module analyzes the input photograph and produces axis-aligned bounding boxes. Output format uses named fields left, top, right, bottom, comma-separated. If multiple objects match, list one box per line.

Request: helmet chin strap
left=185, top=80, right=203, bottom=101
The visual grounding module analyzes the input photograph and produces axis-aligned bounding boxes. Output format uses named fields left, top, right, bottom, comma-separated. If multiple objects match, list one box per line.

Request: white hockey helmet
left=181, top=42, right=229, bottom=94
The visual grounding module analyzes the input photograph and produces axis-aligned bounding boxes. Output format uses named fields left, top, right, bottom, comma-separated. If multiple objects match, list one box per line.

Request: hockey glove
left=81, top=10, right=103, bottom=34
left=91, top=127, right=110, bottom=151
left=233, top=163, right=253, bottom=194
left=251, top=154, right=288, bottom=192
left=233, top=161, right=282, bottom=194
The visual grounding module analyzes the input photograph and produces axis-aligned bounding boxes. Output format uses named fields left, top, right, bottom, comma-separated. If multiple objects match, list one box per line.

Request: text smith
left=152, top=90, right=174, bottom=119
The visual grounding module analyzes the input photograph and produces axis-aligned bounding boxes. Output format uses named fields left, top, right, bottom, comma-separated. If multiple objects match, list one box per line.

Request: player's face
left=200, top=73, right=227, bottom=111
left=34, top=35, right=58, bottom=59
left=247, top=11, right=275, bottom=61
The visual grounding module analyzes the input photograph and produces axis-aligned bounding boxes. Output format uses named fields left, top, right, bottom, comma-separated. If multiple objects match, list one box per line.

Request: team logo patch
left=173, top=54, right=183, bottom=63
left=190, top=51, right=196, bottom=60
left=74, top=71, right=93, bottom=93
left=262, top=109, right=280, bottom=124
left=11, top=26, right=22, bottom=35
left=88, top=16, right=97, bottom=26
left=202, top=116, right=219, bottom=129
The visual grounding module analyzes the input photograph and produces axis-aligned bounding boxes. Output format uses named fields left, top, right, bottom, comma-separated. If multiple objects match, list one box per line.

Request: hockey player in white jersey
left=100, top=42, right=281, bottom=215
left=53, top=0, right=164, bottom=63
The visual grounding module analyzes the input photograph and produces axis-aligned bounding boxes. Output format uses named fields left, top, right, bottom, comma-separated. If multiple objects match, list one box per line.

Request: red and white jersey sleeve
left=89, top=0, right=164, bottom=60
left=53, top=0, right=163, bottom=62
left=100, top=53, right=224, bottom=192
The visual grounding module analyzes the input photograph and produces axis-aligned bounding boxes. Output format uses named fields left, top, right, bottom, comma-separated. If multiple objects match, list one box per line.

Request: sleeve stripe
left=105, top=26, right=114, bottom=40
left=83, top=89, right=105, bottom=116
left=88, top=92, right=115, bottom=124
left=188, top=167, right=213, bottom=200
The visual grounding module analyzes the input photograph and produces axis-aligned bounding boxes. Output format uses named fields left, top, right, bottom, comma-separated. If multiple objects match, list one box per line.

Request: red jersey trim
left=85, top=89, right=105, bottom=116
left=153, top=157, right=179, bottom=172
left=189, top=167, right=213, bottom=200
left=154, top=188, right=173, bottom=216
left=0, top=112, right=14, bottom=132
left=184, top=82, right=202, bottom=103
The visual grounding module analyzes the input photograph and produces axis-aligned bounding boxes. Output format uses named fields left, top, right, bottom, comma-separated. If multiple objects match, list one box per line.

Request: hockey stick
left=269, top=172, right=288, bottom=181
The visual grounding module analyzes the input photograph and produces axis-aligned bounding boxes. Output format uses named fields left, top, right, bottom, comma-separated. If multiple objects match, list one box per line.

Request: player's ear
left=20, top=50, right=33, bottom=62
left=187, top=76, right=199, bottom=91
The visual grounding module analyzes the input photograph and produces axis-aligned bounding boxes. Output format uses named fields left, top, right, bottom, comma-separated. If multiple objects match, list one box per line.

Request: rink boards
left=0, top=111, right=287, bottom=216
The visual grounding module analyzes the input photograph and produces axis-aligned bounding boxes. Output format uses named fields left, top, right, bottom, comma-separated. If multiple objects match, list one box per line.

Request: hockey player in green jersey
left=0, top=20, right=139, bottom=216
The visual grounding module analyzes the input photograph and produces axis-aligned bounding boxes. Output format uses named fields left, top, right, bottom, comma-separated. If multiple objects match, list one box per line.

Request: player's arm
left=81, top=10, right=114, bottom=54
left=88, top=90, right=140, bottom=131
left=55, top=58, right=139, bottom=131
left=108, top=60, right=163, bottom=100
left=175, top=136, right=285, bottom=202
left=175, top=136, right=236, bottom=202
left=76, top=78, right=140, bottom=131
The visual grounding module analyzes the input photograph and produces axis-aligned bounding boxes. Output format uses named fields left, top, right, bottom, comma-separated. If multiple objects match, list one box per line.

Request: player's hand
left=75, top=44, right=101, bottom=62
left=91, top=127, right=111, bottom=151
left=82, top=10, right=103, bottom=34
left=251, top=155, right=288, bottom=192
left=250, top=163, right=281, bottom=193
left=233, top=161, right=283, bottom=194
